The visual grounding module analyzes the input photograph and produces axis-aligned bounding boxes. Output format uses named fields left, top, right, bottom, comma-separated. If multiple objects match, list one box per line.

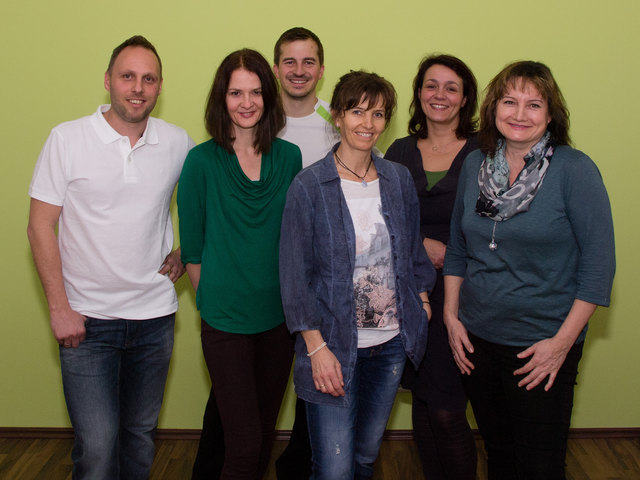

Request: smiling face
left=225, top=68, right=264, bottom=136
left=273, top=39, right=324, bottom=100
left=104, top=46, right=162, bottom=130
left=335, top=96, right=387, bottom=154
left=419, top=64, right=466, bottom=128
left=495, top=79, right=551, bottom=152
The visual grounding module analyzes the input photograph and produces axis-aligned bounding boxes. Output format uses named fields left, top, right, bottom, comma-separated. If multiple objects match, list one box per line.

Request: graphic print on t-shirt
left=351, top=203, right=398, bottom=330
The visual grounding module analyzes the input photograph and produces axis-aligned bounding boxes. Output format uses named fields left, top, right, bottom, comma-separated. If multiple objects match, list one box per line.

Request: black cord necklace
left=334, top=150, right=373, bottom=187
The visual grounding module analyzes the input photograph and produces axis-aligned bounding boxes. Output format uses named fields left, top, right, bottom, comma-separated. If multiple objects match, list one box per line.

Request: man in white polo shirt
left=27, top=35, right=193, bottom=480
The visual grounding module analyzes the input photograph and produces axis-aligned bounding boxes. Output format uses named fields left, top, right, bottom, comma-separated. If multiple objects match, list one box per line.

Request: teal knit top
left=444, top=145, right=615, bottom=346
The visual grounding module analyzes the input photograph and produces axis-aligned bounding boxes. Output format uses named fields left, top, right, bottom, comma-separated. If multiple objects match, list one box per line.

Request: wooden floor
left=1, top=436, right=639, bottom=479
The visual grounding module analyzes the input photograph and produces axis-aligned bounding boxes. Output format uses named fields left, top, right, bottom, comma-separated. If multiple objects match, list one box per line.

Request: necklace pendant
left=361, top=179, right=368, bottom=188
left=489, top=221, right=498, bottom=251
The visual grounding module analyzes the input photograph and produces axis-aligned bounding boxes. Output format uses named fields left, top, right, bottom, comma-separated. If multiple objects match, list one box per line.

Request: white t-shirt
left=29, top=105, right=195, bottom=320
left=341, top=178, right=399, bottom=348
left=278, top=98, right=339, bottom=168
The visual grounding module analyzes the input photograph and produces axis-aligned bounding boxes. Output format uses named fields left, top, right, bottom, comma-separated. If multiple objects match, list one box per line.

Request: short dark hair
left=408, top=54, right=478, bottom=139
left=204, top=49, right=285, bottom=154
left=274, top=27, right=324, bottom=66
left=330, top=71, right=396, bottom=127
left=479, top=60, right=571, bottom=157
left=107, top=35, right=162, bottom=77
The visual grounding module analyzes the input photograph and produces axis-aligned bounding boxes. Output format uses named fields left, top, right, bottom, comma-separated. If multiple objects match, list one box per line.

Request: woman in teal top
left=178, top=49, right=302, bottom=479
left=443, top=61, right=614, bottom=479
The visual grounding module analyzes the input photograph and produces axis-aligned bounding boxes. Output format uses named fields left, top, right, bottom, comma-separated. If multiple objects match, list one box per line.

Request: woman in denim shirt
left=280, top=71, right=436, bottom=480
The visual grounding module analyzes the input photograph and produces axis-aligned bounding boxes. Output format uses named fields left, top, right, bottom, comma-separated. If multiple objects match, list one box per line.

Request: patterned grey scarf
left=476, top=132, right=553, bottom=221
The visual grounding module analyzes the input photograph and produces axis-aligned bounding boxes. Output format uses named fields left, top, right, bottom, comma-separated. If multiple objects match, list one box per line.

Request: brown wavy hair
left=330, top=71, right=396, bottom=127
left=479, top=61, right=571, bottom=157
left=205, top=49, right=285, bottom=154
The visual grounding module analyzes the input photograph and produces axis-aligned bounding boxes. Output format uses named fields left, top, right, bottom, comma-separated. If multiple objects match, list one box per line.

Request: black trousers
left=463, top=333, right=583, bottom=480
left=193, top=321, right=293, bottom=479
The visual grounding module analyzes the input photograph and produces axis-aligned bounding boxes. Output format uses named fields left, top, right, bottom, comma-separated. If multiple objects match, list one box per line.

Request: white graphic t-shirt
left=341, top=178, right=399, bottom=348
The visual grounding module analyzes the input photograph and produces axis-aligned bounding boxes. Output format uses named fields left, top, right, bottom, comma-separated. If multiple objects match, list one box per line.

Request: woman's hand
left=310, top=347, right=345, bottom=397
left=423, top=302, right=432, bottom=322
left=443, top=312, right=475, bottom=374
left=301, top=330, right=345, bottom=397
left=514, top=337, right=572, bottom=391
left=443, top=275, right=474, bottom=374
left=515, top=299, right=597, bottom=391
left=419, top=292, right=432, bottom=322
left=423, top=238, right=447, bottom=269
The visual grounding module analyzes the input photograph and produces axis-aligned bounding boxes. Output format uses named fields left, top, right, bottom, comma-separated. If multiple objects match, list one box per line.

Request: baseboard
left=1, top=427, right=638, bottom=441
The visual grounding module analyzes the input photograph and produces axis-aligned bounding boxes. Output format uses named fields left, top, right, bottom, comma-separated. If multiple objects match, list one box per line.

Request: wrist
left=49, top=302, right=72, bottom=315
left=442, top=309, right=458, bottom=325
left=306, top=342, right=327, bottom=357
left=551, top=331, right=577, bottom=351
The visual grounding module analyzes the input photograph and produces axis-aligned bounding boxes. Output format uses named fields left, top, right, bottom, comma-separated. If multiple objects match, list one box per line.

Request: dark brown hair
left=204, top=49, right=285, bottom=154
left=479, top=60, right=571, bottom=156
left=274, top=27, right=324, bottom=65
left=330, top=70, right=396, bottom=126
left=107, top=35, right=162, bottom=77
left=408, top=54, right=477, bottom=139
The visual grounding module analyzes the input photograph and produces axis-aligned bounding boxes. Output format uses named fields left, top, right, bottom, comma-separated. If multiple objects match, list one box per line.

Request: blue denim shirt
left=279, top=147, right=436, bottom=406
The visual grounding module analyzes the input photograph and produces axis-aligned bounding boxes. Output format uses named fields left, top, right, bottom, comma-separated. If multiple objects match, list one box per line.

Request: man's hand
left=51, top=307, right=86, bottom=348
left=159, top=248, right=185, bottom=283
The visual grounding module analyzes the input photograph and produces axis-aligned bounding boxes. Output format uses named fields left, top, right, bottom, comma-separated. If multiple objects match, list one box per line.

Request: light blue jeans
left=59, top=314, right=174, bottom=480
left=306, top=334, right=406, bottom=480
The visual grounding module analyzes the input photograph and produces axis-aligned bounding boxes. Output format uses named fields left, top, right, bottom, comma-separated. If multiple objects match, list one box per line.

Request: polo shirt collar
left=90, top=104, right=159, bottom=146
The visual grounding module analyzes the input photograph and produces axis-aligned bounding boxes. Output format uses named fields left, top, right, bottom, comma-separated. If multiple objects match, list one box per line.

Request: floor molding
left=1, top=427, right=638, bottom=441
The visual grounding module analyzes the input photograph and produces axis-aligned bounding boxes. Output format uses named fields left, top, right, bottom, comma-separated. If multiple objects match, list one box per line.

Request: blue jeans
left=59, top=314, right=174, bottom=480
left=306, top=334, right=406, bottom=480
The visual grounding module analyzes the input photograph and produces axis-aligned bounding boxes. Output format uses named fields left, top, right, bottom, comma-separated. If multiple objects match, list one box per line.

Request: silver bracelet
left=306, top=341, right=327, bottom=357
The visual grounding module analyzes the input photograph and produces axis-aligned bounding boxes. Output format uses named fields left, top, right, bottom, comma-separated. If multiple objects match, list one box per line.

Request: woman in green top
left=177, top=49, right=302, bottom=479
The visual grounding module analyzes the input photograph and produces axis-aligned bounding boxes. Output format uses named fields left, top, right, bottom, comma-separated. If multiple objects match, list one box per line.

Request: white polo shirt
left=29, top=105, right=194, bottom=320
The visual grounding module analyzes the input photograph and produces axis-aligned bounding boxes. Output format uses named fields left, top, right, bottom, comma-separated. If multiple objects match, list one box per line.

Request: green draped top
left=178, top=138, right=302, bottom=333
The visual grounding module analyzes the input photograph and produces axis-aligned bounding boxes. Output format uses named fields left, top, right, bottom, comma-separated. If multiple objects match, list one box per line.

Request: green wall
left=2, top=0, right=638, bottom=431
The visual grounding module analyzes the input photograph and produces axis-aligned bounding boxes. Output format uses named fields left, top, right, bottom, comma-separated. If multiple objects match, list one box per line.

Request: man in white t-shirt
left=274, top=27, right=338, bottom=479
left=275, top=27, right=339, bottom=167
left=27, top=35, right=194, bottom=480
